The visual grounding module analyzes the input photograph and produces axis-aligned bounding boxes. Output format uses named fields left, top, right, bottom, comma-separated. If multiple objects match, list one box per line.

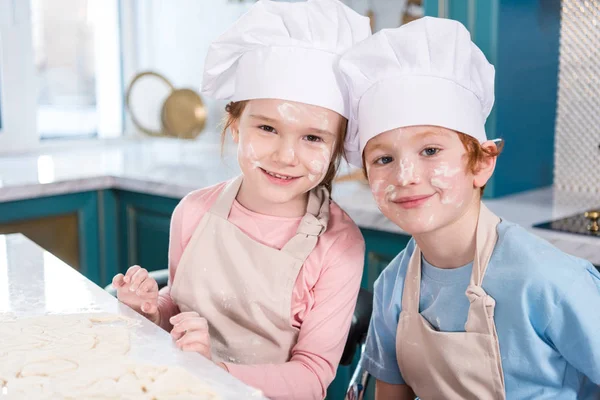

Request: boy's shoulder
left=490, top=220, right=596, bottom=293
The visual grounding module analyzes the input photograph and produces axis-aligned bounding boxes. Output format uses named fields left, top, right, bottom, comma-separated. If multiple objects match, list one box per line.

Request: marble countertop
left=0, top=138, right=598, bottom=265
left=0, top=233, right=265, bottom=399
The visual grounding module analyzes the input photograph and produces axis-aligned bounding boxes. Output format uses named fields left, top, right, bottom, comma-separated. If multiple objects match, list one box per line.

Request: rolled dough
left=0, top=313, right=219, bottom=399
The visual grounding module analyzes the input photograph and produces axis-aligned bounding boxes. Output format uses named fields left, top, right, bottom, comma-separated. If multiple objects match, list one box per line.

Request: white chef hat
left=339, top=16, right=495, bottom=166
left=201, top=0, right=371, bottom=119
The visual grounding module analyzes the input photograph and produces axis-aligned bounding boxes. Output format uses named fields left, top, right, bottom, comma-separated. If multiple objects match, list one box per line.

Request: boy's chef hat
left=339, top=16, right=495, bottom=166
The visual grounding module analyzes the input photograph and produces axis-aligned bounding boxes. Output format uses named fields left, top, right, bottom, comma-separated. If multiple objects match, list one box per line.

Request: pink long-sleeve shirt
left=157, top=181, right=365, bottom=399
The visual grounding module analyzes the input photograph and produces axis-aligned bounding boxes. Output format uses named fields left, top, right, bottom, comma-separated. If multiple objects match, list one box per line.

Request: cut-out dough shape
left=0, top=313, right=219, bottom=399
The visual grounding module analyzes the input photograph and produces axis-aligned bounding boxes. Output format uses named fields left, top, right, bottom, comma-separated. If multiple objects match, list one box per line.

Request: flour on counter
left=0, top=313, right=219, bottom=399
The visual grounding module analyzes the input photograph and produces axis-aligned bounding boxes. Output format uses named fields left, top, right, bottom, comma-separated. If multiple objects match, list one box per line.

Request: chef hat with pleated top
left=339, top=16, right=495, bottom=166
left=201, top=0, right=371, bottom=119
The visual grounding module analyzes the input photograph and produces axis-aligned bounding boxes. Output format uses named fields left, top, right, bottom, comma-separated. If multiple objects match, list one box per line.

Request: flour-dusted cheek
left=308, top=160, right=325, bottom=182
left=430, top=178, right=452, bottom=189
left=306, top=142, right=333, bottom=182
left=367, top=176, right=388, bottom=211
left=371, top=179, right=383, bottom=193
left=385, top=184, right=397, bottom=201
left=375, top=185, right=397, bottom=212
left=238, top=139, right=263, bottom=170
left=239, top=133, right=276, bottom=170
left=319, top=142, right=332, bottom=164
left=429, top=162, right=462, bottom=205
left=368, top=165, right=400, bottom=208
left=248, top=143, right=262, bottom=169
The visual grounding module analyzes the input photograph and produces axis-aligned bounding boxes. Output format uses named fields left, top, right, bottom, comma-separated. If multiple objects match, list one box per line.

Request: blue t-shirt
left=364, top=220, right=600, bottom=399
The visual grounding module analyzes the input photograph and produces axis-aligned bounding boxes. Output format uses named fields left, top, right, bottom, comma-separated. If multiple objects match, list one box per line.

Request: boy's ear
left=473, top=140, right=498, bottom=189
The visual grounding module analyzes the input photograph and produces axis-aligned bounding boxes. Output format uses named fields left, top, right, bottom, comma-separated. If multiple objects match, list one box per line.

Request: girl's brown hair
left=220, top=101, right=348, bottom=194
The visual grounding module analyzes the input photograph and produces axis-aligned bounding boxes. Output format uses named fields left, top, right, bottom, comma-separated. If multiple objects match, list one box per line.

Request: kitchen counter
left=0, top=233, right=265, bottom=399
left=0, top=137, right=598, bottom=265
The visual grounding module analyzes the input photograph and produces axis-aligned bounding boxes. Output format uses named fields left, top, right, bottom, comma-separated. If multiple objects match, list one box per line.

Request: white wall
left=123, top=0, right=255, bottom=143
left=0, top=0, right=38, bottom=154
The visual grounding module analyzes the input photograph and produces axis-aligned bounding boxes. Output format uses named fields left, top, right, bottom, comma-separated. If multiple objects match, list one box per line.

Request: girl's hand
left=113, top=265, right=160, bottom=325
left=170, top=311, right=212, bottom=360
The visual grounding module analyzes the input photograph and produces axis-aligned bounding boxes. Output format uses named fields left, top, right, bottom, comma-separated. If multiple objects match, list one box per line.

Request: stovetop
left=533, top=209, right=600, bottom=237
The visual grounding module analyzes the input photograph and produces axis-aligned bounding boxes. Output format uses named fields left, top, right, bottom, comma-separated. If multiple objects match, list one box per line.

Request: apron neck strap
left=281, top=185, right=330, bottom=262
left=470, top=203, right=500, bottom=287
left=209, top=175, right=244, bottom=219
left=298, top=185, right=330, bottom=237
left=402, top=246, right=424, bottom=313
left=401, top=202, right=500, bottom=312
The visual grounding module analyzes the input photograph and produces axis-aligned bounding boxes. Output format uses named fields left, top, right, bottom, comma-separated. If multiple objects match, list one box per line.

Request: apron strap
left=401, top=203, right=500, bottom=313
left=281, top=185, right=330, bottom=263
left=463, top=203, right=500, bottom=334
left=209, top=175, right=244, bottom=219
left=470, top=203, right=501, bottom=287
left=401, top=246, right=423, bottom=313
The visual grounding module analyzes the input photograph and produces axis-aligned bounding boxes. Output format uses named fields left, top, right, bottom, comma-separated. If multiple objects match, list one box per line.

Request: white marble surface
left=0, top=138, right=240, bottom=202
left=0, top=233, right=265, bottom=399
left=0, top=137, right=598, bottom=265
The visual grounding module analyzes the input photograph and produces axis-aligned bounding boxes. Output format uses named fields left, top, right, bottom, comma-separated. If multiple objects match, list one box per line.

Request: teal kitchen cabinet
left=114, top=190, right=179, bottom=278
left=0, top=189, right=180, bottom=287
left=424, top=0, right=561, bottom=198
left=360, top=228, right=410, bottom=290
left=0, top=191, right=102, bottom=284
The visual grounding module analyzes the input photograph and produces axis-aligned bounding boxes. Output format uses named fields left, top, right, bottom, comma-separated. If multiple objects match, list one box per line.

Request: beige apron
left=171, top=175, right=330, bottom=365
left=396, top=203, right=506, bottom=400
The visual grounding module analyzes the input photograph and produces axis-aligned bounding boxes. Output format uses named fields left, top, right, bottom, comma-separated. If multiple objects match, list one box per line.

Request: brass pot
left=125, top=71, right=207, bottom=139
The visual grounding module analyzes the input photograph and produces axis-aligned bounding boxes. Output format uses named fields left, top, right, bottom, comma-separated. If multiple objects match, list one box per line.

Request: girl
left=339, top=16, right=600, bottom=400
left=112, top=1, right=371, bottom=399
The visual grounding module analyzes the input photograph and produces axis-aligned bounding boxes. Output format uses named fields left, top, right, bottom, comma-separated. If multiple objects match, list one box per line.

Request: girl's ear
left=231, top=119, right=240, bottom=144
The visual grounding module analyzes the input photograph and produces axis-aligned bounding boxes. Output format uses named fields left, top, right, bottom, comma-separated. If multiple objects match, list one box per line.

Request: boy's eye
left=259, top=125, right=276, bottom=133
left=304, top=135, right=323, bottom=143
left=374, top=156, right=393, bottom=165
left=421, top=147, right=440, bottom=156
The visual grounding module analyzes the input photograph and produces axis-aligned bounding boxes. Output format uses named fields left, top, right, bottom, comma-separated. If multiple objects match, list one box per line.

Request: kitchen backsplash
left=554, top=0, right=600, bottom=194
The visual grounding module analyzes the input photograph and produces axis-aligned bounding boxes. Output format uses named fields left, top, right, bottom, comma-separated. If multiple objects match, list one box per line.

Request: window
left=0, top=63, right=3, bottom=132
left=30, top=0, right=123, bottom=139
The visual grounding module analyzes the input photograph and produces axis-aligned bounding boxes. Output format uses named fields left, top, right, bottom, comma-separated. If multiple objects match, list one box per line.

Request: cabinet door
left=116, top=191, right=179, bottom=275
left=361, top=228, right=411, bottom=291
left=0, top=191, right=101, bottom=284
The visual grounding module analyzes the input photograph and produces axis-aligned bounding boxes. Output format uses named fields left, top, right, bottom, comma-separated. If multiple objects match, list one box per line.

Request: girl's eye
left=374, top=156, right=393, bottom=165
left=259, top=125, right=276, bottom=133
left=421, top=147, right=440, bottom=157
left=304, top=135, right=323, bottom=143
